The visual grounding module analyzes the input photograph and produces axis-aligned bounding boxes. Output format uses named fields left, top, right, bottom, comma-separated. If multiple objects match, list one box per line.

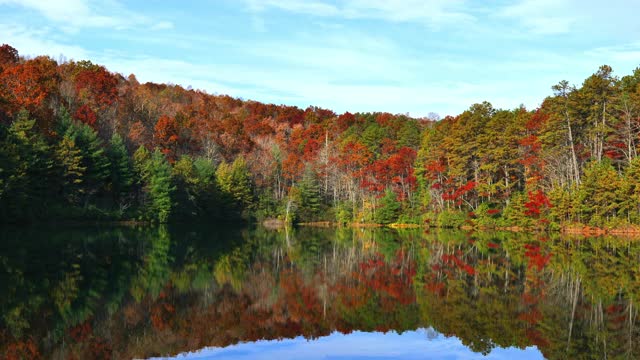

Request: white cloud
left=0, top=23, right=90, bottom=60
left=496, top=0, right=575, bottom=35
left=244, top=0, right=475, bottom=29
left=245, top=0, right=340, bottom=16
left=151, top=21, right=175, bottom=31
left=496, top=0, right=640, bottom=36
left=0, top=0, right=170, bottom=33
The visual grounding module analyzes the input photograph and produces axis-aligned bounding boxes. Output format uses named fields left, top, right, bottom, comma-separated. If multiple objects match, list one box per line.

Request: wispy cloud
left=244, top=0, right=475, bottom=29
left=245, top=0, right=340, bottom=17
left=585, top=42, right=640, bottom=63
left=0, top=23, right=90, bottom=59
left=150, top=21, right=175, bottom=31
left=0, top=0, right=173, bottom=33
left=496, top=0, right=575, bottom=35
left=2, top=0, right=639, bottom=117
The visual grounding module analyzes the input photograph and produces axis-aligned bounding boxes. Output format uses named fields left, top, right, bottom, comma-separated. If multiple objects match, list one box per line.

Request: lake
left=1, top=225, right=637, bottom=359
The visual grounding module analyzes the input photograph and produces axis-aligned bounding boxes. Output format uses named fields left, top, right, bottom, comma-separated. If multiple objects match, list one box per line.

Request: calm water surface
left=1, top=225, right=637, bottom=359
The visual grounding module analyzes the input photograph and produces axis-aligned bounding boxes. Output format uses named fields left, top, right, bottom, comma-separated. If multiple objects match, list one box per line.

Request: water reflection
left=1, top=225, right=639, bottom=359
left=162, top=329, right=543, bottom=360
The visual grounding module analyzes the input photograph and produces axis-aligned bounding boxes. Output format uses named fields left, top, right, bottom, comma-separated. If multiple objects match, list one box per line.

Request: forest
left=2, top=43, right=640, bottom=230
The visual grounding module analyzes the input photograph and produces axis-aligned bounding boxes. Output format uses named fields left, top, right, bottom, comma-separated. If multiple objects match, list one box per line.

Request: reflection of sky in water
left=155, top=328, right=544, bottom=360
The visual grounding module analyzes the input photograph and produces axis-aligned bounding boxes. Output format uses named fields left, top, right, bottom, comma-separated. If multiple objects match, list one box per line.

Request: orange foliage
left=0, top=56, right=58, bottom=118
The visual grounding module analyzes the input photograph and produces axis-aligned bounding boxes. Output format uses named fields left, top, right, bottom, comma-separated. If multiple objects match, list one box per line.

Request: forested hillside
left=1, top=43, right=640, bottom=229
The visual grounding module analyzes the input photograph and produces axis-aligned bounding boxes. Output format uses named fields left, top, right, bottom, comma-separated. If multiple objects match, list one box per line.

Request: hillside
left=2, top=43, right=640, bottom=229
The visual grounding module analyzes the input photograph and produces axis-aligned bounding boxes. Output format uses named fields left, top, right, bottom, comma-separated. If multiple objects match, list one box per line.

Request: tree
left=0, top=110, right=53, bottom=220
left=296, top=167, right=322, bottom=222
left=0, top=44, right=18, bottom=68
left=145, top=149, right=175, bottom=222
left=55, top=135, right=85, bottom=204
left=107, top=133, right=133, bottom=204
left=0, top=56, right=59, bottom=122
left=216, top=156, right=254, bottom=217
left=154, top=115, right=179, bottom=160
left=61, top=111, right=110, bottom=206
left=376, top=188, right=400, bottom=224
left=133, top=145, right=151, bottom=180
left=618, top=157, right=640, bottom=223
left=577, top=160, right=621, bottom=226
left=575, top=65, right=617, bottom=163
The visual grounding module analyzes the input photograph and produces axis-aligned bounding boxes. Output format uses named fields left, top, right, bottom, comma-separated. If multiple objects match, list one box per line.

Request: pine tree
left=297, top=167, right=321, bottom=222
left=618, top=157, right=640, bottom=223
left=172, top=155, right=197, bottom=218
left=55, top=135, right=85, bottom=204
left=62, top=113, right=110, bottom=206
left=578, top=160, right=621, bottom=226
left=146, top=149, right=174, bottom=223
left=502, top=192, right=529, bottom=227
left=216, top=156, right=253, bottom=217
left=0, top=110, right=53, bottom=220
left=133, top=145, right=151, bottom=181
left=107, top=133, right=133, bottom=201
left=193, top=156, right=219, bottom=217
left=376, top=188, right=400, bottom=224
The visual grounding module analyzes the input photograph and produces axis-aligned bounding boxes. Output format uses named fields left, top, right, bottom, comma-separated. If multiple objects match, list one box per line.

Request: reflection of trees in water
left=3, top=227, right=640, bottom=359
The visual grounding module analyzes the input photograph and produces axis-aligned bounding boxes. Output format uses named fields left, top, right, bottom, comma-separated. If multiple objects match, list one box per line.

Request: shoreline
left=293, top=221, right=640, bottom=237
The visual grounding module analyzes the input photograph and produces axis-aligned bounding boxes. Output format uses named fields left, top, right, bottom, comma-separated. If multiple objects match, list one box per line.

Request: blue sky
left=1, top=0, right=639, bottom=117
left=153, top=329, right=545, bottom=360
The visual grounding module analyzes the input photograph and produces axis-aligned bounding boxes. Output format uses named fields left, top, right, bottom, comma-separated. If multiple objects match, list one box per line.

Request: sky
left=153, top=329, right=545, bottom=360
left=1, top=0, right=640, bottom=118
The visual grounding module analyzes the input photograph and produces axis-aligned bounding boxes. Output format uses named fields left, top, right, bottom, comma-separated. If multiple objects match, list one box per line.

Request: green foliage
left=473, top=202, right=500, bottom=228
left=578, top=160, right=621, bottom=226
left=172, top=155, right=221, bottom=220
left=618, top=157, right=640, bottom=223
left=296, top=167, right=322, bottom=222
left=55, top=135, right=85, bottom=204
left=216, top=156, right=254, bottom=218
left=397, top=120, right=421, bottom=149
left=361, top=123, right=386, bottom=156
left=501, top=192, right=529, bottom=227
left=436, top=209, right=467, bottom=228
left=107, top=133, right=133, bottom=200
left=376, top=188, right=400, bottom=224
left=335, top=201, right=354, bottom=225
left=548, top=185, right=575, bottom=225
left=131, top=148, right=174, bottom=222
left=254, top=190, right=280, bottom=221
left=61, top=112, right=110, bottom=205
left=0, top=110, right=53, bottom=220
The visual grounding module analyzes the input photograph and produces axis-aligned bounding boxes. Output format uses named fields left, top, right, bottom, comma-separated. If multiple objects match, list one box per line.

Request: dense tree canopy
left=1, top=43, right=640, bottom=228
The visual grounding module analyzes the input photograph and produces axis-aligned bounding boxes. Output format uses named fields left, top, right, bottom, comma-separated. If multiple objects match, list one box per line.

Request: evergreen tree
left=502, top=192, right=529, bottom=227
left=132, top=145, right=151, bottom=215
left=192, top=156, right=219, bottom=218
left=618, top=157, right=640, bottom=223
left=297, top=167, right=321, bottom=222
left=145, top=149, right=174, bottom=223
left=133, top=145, right=151, bottom=181
left=578, top=160, right=621, bottom=226
left=548, top=185, right=575, bottom=225
left=0, top=110, right=53, bottom=220
left=216, top=156, right=253, bottom=217
left=172, top=155, right=198, bottom=219
left=62, top=113, right=110, bottom=206
left=376, top=188, right=400, bottom=224
left=55, top=135, right=85, bottom=205
left=107, top=133, right=133, bottom=202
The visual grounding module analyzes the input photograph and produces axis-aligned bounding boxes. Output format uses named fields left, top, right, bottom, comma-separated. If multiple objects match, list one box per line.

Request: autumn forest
left=2, top=43, right=640, bottom=230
